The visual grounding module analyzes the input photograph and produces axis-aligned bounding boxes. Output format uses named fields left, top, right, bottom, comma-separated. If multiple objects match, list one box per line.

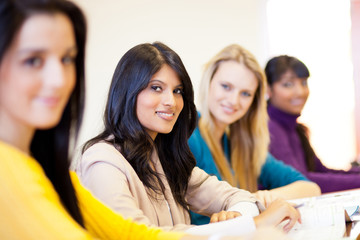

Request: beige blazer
left=77, top=142, right=258, bottom=231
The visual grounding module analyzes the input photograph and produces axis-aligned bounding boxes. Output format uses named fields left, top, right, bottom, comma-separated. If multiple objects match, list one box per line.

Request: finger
left=283, top=218, right=297, bottom=233
left=226, top=212, right=238, bottom=220
left=218, top=212, right=228, bottom=222
left=233, top=212, right=242, bottom=218
left=210, top=214, right=219, bottom=223
left=283, top=209, right=301, bottom=232
left=255, top=192, right=266, bottom=208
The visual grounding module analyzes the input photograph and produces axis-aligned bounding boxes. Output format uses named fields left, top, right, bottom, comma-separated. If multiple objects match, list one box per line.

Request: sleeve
left=0, top=145, right=182, bottom=240
left=71, top=172, right=183, bottom=240
left=258, top=153, right=309, bottom=190
left=77, top=143, right=190, bottom=232
left=303, top=171, right=360, bottom=193
left=268, top=122, right=360, bottom=193
left=186, top=167, right=260, bottom=217
left=0, top=160, right=94, bottom=240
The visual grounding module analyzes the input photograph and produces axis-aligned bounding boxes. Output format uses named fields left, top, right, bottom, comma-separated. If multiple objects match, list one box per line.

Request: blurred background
left=72, top=0, right=360, bottom=171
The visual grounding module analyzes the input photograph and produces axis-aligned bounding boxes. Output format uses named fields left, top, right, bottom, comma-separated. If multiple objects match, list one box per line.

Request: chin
left=36, top=118, right=62, bottom=130
left=159, top=128, right=174, bottom=135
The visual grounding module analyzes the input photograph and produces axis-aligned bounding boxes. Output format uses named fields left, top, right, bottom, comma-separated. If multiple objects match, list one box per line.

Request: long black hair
left=265, top=55, right=316, bottom=171
left=83, top=42, right=197, bottom=209
left=0, top=0, right=86, bottom=226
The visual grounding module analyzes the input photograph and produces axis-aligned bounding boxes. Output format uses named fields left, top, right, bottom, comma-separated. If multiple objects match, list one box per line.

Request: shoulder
left=263, top=153, right=307, bottom=179
left=263, top=153, right=289, bottom=169
left=79, top=142, right=129, bottom=173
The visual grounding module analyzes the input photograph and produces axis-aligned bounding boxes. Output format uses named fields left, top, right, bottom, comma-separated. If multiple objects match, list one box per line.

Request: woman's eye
left=174, top=88, right=183, bottom=94
left=221, top=84, right=230, bottom=91
left=151, top=86, right=162, bottom=92
left=302, top=80, right=308, bottom=86
left=241, top=91, right=251, bottom=97
left=282, top=82, right=294, bottom=88
left=24, top=57, right=42, bottom=67
left=62, top=55, right=75, bottom=65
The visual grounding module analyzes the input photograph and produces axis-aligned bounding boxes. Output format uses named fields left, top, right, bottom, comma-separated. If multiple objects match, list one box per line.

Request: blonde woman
left=188, top=44, right=321, bottom=225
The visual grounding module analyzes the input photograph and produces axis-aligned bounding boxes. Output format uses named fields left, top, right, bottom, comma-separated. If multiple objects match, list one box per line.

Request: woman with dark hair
left=0, top=0, right=216, bottom=239
left=77, top=42, right=301, bottom=234
left=266, top=55, right=360, bottom=193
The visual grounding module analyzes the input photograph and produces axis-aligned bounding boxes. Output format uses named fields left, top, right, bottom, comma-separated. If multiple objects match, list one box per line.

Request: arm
left=77, top=142, right=191, bottom=232
left=265, top=180, right=320, bottom=201
left=256, top=154, right=320, bottom=206
left=71, top=172, right=183, bottom=240
left=305, top=171, right=360, bottom=193
left=188, top=127, right=261, bottom=220
left=0, top=141, right=182, bottom=240
left=187, top=167, right=260, bottom=217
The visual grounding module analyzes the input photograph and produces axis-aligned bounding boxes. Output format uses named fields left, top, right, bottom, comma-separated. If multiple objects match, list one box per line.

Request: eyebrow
left=149, top=79, right=183, bottom=88
left=18, top=46, right=78, bottom=55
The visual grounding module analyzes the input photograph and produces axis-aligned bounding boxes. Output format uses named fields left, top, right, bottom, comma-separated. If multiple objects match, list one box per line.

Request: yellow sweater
left=0, top=141, right=184, bottom=240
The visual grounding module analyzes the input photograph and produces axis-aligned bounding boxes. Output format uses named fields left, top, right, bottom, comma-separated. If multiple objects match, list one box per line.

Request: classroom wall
left=71, top=0, right=268, bottom=160
left=71, top=0, right=356, bottom=170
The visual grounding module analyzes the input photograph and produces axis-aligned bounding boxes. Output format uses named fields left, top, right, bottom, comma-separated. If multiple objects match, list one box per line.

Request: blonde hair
left=198, top=44, right=269, bottom=191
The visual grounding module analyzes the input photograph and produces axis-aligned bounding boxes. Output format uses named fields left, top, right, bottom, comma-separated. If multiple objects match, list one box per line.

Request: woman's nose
left=163, top=90, right=176, bottom=106
left=43, top=59, right=66, bottom=88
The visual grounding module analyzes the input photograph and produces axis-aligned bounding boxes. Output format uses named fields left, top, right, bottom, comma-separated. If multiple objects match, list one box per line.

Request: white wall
left=72, top=0, right=268, bottom=161
left=71, top=0, right=356, bottom=170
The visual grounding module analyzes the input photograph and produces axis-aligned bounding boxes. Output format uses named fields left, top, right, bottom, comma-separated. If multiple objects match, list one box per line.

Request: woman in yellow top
left=0, top=0, right=291, bottom=240
left=0, top=0, right=181, bottom=239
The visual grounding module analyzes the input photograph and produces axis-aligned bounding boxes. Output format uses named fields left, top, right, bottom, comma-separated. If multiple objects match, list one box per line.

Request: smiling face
left=0, top=13, right=77, bottom=138
left=136, top=64, right=184, bottom=140
left=208, top=60, right=258, bottom=130
left=268, top=70, right=309, bottom=115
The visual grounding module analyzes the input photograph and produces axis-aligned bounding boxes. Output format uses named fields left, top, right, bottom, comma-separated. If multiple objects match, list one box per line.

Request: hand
left=253, top=190, right=280, bottom=208
left=209, top=210, right=242, bottom=223
left=253, top=198, right=301, bottom=232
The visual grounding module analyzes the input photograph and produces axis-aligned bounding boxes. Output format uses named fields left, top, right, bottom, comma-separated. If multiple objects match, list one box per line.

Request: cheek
left=65, top=66, right=76, bottom=92
left=240, top=98, right=254, bottom=114
left=273, top=87, right=292, bottom=101
left=136, top=92, right=156, bottom=116
left=177, top=97, right=184, bottom=112
left=208, top=85, right=223, bottom=105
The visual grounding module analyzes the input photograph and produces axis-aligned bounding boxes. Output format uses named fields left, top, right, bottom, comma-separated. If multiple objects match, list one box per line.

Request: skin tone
left=207, top=60, right=319, bottom=228
left=136, top=64, right=184, bottom=140
left=267, top=69, right=309, bottom=115
left=0, top=13, right=77, bottom=155
left=208, top=60, right=258, bottom=145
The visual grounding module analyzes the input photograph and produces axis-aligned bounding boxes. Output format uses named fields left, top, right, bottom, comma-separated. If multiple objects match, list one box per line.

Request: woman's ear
left=265, top=85, right=272, bottom=101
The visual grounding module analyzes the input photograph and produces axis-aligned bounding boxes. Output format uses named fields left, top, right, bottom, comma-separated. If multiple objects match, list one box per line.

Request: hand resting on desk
left=254, top=198, right=301, bottom=233
left=209, top=198, right=300, bottom=232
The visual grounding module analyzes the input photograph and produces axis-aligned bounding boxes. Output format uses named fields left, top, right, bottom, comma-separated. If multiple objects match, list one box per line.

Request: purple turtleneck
left=267, top=103, right=360, bottom=193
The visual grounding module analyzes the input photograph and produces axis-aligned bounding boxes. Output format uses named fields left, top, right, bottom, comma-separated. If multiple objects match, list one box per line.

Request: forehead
left=279, top=70, right=307, bottom=81
left=213, top=60, right=258, bottom=90
left=9, top=13, right=75, bottom=54
left=151, top=64, right=181, bottom=85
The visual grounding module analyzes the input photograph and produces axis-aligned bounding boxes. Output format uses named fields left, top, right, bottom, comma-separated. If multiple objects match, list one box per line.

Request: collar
left=267, top=103, right=300, bottom=130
